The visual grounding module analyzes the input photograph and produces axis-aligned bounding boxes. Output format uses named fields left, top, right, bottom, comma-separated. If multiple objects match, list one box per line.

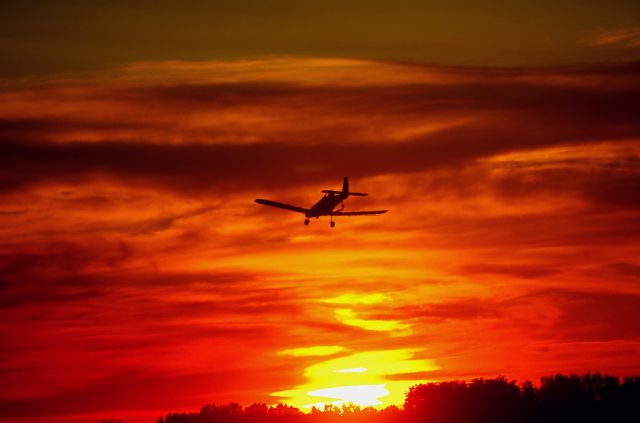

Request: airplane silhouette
left=255, top=177, right=388, bottom=227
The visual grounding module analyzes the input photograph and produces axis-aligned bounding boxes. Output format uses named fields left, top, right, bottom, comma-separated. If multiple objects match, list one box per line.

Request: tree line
left=147, top=373, right=639, bottom=423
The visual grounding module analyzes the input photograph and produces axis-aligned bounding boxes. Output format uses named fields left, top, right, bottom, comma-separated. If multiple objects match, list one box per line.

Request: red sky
left=1, top=57, right=639, bottom=422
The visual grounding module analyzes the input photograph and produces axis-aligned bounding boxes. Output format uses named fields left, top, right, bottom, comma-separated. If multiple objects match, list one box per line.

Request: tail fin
left=320, top=177, right=367, bottom=196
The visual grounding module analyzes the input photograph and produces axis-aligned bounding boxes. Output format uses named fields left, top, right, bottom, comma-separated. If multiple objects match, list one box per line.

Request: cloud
left=0, top=365, right=301, bottom=421
left=588, top=26, right=640, bottom=48
left=1, top=136, right=639, bottom=200
left=524, top=289, right=640, bottom=341
left=0, top=239, right=133, bottom=283
left=0, top=60, right=638, bottom=202
left=397, top=300, right=503, bottom=322
left=460, top=263, right=561, bottom=279
left=487, top=152, right=640, bottom=210
left=278, top=346, right=347, bottom=357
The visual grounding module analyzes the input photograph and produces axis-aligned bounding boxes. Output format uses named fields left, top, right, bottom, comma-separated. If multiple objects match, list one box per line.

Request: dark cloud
left=0, top=118, right=145, bottom=143
left=582, top=168, right=640, bottom=209
left=3, top=67, right=640, bottom=143
left=0, top=134, right=637, bottom=199
left=114, top=205, right=214, bottom=235
left=1, top=64, right=638, bottom=199
left=0, top=136, right=473, bottom=194
left=0, top=239, right=132, bottom=283
left=122, top=76, right=640, bottom=119
left=407, top=300, right=503, bottom=321
left=367, top=287, right=640, bottom=343
left=490, top=157, right=640, bottom=209
left=0, top=265, right=266, bottom=308
left=0, top=286, right=104, bottom=309
left=524, top=289, right=640, bottom=341
left=0, top=364, right=300, bottom=420
left=606, top=262, right=640, bottom=276
left=460, top=263, right=561, bottom=279
left=0, top=209, right=27, bottom=215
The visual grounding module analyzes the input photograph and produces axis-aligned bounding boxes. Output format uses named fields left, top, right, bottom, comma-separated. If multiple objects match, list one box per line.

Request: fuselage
left=305, top=192, right=346, bottom=218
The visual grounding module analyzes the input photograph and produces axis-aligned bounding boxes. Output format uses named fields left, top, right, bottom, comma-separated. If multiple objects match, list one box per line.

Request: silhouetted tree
left=158, top=374, right=640, bottom=423
left=405, top=377, right=520, bottom=423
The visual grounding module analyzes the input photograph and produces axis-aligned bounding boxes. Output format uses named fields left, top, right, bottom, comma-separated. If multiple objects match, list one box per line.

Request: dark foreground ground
left=129, top=373, right=640, bottom=423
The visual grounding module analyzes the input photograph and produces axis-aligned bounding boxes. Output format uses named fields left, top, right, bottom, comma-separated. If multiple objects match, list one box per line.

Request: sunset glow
left=272, top=348, right=437, bottom=409
left=2, top=58, right=639, bottom=423
left=1, top=3, right=640, bottom=421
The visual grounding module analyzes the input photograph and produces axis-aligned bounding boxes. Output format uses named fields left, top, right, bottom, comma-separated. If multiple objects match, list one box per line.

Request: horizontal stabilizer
left=332, top=210, right=389, bottom=216
left=255, top=199, right=309, bottom=214
left=321, top=190, right=368, bottom=196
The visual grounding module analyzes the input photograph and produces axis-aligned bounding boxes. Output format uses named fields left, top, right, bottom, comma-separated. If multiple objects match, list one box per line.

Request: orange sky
left=1, top=58, right=640, bottom=422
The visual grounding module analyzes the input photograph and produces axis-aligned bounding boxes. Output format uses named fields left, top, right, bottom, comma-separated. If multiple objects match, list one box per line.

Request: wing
left=255, top=199, right=309, bottom=214
left=331, top=210, right=389, bottom=216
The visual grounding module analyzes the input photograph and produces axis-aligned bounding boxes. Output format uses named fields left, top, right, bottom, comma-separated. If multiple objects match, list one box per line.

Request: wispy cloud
left=587, top=26, right=640, bottom=48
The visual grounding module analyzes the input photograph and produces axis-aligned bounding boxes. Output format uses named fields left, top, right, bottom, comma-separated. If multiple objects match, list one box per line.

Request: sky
left=1, top=2, right=640, bottom=423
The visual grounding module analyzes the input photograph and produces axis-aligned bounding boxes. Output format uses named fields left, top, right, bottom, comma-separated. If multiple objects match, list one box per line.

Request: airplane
left=255, top=177, right=388, bottom=227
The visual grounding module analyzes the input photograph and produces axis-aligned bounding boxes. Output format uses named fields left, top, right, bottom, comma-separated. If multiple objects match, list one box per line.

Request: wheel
left=330, top=221, right=335, bottom=228
left=304, top=218, right=309, bottom=226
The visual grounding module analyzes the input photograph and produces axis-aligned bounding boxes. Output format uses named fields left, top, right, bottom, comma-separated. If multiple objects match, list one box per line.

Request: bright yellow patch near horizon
left=272, top=348, right=438, bottom=410
left=307, top=384, right=390, bottom=408
left=335, top=367, right=368, bottom=373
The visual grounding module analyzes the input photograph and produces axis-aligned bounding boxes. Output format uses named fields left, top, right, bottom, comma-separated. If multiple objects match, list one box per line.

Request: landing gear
left=304, top=218, right=309, bottom=226
left=330, top=221, right=335, bottom=228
